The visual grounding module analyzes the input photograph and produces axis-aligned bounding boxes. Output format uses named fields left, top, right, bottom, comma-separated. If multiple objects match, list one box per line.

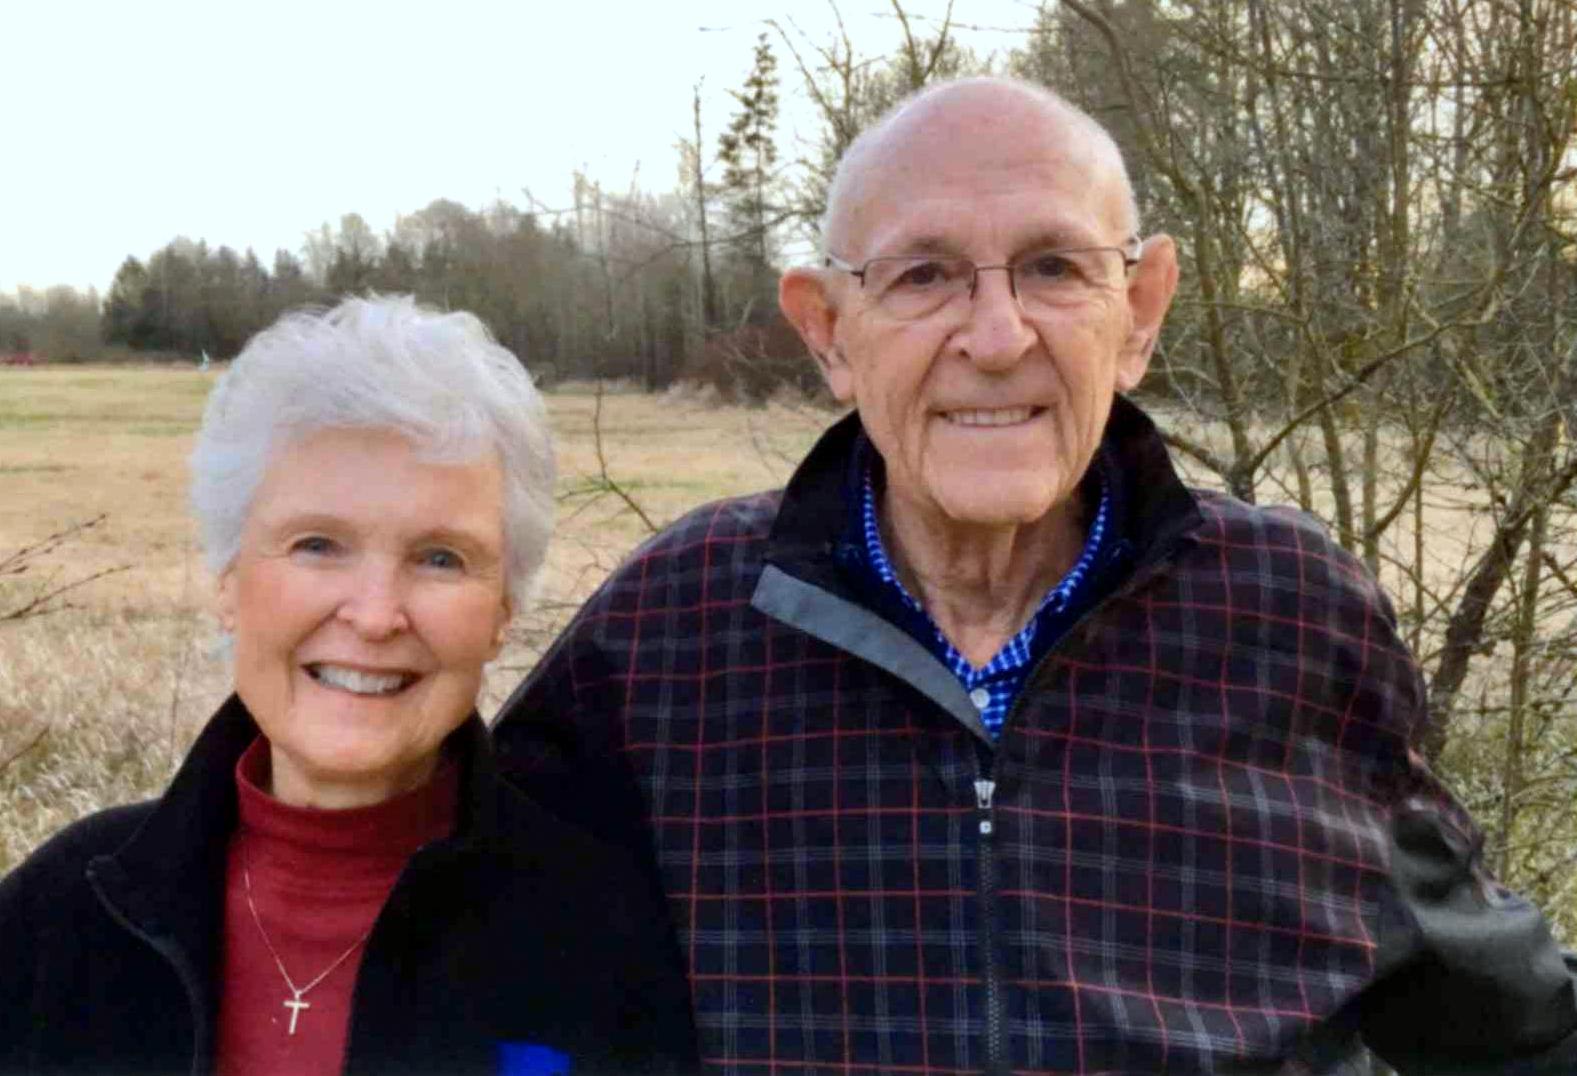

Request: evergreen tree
left=717, top=32, right=781, bottom=318
left=102, top=257, right=151, bottom=347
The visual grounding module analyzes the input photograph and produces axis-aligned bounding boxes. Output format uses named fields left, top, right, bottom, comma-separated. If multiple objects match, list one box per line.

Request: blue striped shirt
left=858, top=466, right=1115, bottom=740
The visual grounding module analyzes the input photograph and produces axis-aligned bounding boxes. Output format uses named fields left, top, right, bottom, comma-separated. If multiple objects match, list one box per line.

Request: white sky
left=2, top=0, right=1044, bottom=295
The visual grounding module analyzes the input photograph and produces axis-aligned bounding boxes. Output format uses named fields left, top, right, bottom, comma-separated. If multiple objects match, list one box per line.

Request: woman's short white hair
left=190, top=294, right=555, bottom=608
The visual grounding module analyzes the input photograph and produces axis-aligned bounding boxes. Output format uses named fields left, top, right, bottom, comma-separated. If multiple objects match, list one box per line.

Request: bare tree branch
left=589, top=381, right=660, bottom=536
left=0, top=725, right=47, bottom=778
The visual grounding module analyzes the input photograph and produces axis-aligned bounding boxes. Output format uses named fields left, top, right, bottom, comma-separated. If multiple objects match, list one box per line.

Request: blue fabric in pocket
left=496, top=1041, right=572, bottom=1074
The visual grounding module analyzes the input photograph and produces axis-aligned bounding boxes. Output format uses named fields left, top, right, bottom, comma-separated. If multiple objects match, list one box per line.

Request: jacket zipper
left=973, top=766, right=1006, bottom=1075
left=88, top=870, right=208, bottom=1076
left=977, top=536, right=1188, bottom=1073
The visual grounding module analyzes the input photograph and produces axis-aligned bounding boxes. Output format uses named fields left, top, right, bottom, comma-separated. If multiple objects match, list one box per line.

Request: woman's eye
left=290, top=536, right=337, bottom=556
left=421, top=548, right=464, bottom=571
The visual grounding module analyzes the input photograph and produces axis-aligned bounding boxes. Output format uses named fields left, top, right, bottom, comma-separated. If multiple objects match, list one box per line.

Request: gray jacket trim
left=751, top=563, right=990, bottom=743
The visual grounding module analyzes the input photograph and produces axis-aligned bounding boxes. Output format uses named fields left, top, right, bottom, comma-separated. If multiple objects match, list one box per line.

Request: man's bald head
left=821, top=78, right=1139, bottom=257
left=779, top=72, right=1179, bottom=545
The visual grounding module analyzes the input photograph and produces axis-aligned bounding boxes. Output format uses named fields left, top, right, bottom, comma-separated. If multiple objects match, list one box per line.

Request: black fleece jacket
left=0, top=696, right=699, bottom=1076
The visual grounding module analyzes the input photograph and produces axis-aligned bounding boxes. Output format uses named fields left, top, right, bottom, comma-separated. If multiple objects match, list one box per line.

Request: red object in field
left=2, top=352, right=37, bottom=366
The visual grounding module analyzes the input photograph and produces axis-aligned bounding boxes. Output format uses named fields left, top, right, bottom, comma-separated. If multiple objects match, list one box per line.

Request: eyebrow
left=256, top=510, right=344, bottom=535
left=884, top=235, right=962, bottom=257
left=1016, top=226, right=1106, bottom=251
left=875, top=225, right=1106, bottom=260
left=260, top=513, right=500, bottom=557
left=417, top=526, right=501, bottom=559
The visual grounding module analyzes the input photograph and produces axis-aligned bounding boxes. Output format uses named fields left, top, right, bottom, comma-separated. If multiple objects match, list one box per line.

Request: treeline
left=94, top=201, right=697, bottom=388
left=0, top=288, right=102, bottom=362
left=5, top=188, right=799, bottom=394
left=2, top=15, right=974, bottom=399
left=45, top=190, right=787, bottom=393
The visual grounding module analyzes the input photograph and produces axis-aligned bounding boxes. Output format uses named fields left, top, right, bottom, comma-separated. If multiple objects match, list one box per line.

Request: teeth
left=946, top=407, right=1035, bottom=427
left=310, top=664, right=410, bottom=696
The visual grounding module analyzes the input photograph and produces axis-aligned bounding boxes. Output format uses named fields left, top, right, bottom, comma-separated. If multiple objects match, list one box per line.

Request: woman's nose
left=334, top=559, right=411, bottom=639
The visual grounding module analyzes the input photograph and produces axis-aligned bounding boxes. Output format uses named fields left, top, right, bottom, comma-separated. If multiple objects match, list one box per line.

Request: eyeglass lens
left=862, top=248, right=1127, bottom=320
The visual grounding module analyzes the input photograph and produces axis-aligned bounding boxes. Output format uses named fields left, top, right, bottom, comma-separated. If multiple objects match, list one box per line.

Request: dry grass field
left=0, top=365, right=829, bottom=871
left=7, top=364, right=1576, bottom=937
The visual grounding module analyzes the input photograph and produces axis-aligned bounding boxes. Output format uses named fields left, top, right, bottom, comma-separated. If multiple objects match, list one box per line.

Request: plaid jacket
left=495, top=398, right=1577, bottom=1075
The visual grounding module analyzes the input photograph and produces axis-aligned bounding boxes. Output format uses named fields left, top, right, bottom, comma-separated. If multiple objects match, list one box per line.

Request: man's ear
left=780, top=268, right=855, bottom=402
left=1115, top=234, right=1180, bottom=392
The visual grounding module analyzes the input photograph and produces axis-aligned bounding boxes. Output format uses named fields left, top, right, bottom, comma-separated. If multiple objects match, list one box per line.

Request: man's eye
left=891, top=260, right=954, bottom=289
left=421, top=548, right=464, bottom=571
left=1020, top=252, right=1075, bottom=281
left=290, top=536, right=337, bottom=556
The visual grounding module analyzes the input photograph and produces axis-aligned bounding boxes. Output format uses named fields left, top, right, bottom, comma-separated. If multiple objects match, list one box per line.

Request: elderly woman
left=0, top=296, right=696, bottom=1075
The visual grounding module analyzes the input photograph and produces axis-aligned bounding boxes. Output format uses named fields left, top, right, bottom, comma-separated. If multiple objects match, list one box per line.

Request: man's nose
left=954, top=267, right=1037, bottom=370
left=335, top=558, right=411, bottom=639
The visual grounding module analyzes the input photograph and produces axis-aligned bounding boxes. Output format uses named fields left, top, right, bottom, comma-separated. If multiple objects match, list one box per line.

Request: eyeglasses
left=824, top=238, right=1142, bottom=322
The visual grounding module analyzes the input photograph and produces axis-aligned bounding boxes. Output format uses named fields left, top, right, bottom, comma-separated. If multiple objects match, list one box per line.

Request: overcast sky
left=2, top=0, right=1043, bottom=295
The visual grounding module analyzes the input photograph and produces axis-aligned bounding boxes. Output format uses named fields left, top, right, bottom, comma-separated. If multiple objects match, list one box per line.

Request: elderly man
left=495, top=78, right=1577, bottom=1074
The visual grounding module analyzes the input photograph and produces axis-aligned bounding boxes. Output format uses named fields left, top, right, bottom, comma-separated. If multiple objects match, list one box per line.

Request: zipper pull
left=974, top=778, right=995, bottom=835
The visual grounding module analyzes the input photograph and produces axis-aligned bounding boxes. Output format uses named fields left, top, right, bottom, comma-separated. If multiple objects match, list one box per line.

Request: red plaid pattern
left=496, top=402, right=1477, bottom=1075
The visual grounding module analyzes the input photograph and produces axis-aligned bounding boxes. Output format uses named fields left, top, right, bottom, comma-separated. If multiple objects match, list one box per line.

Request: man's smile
left=940, top=406, right=1044, bottom=427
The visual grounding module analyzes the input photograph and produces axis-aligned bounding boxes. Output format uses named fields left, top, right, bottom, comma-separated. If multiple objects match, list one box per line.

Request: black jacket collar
left=84, top=694, right=508, bottom=1065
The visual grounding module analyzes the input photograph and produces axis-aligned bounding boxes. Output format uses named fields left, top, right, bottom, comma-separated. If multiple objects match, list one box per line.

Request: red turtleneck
left=216, top=737, right=459, bottom=1076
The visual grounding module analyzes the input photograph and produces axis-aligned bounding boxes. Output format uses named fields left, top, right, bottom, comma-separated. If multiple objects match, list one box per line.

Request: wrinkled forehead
left=830, top=96, right=1131, bottom=257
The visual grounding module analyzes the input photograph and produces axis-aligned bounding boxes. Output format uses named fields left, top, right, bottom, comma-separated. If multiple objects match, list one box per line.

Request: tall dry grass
left=9, top=366, right=1570, bottom=935
left=0, top=366, right=828, bottom=873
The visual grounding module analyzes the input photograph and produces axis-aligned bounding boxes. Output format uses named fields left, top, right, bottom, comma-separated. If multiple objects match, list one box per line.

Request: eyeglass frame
left=822, top=236, right=1144, bottom=315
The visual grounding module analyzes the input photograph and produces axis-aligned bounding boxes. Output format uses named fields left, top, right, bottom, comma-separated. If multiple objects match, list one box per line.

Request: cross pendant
left=283, top=994, right=310, bottom=1035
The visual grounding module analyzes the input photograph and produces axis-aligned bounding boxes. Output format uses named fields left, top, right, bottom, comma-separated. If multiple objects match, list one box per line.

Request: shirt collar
left=855, top=454, right=1116, bottom=668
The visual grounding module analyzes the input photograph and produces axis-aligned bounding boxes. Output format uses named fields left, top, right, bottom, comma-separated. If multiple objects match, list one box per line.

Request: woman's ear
left=488, top=593, right=513, bottom=660
left=216, top=567, right=237, bottom=633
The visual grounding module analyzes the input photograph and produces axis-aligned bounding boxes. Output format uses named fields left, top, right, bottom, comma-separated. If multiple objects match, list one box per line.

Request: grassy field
left=7, top=364, right=1577, bottom=940
left=0, top=364, right=830, bottom=870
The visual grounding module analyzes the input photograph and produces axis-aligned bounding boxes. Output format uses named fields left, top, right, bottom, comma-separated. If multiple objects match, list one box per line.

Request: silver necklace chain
left=242, top=860, right=373, bottom=1035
